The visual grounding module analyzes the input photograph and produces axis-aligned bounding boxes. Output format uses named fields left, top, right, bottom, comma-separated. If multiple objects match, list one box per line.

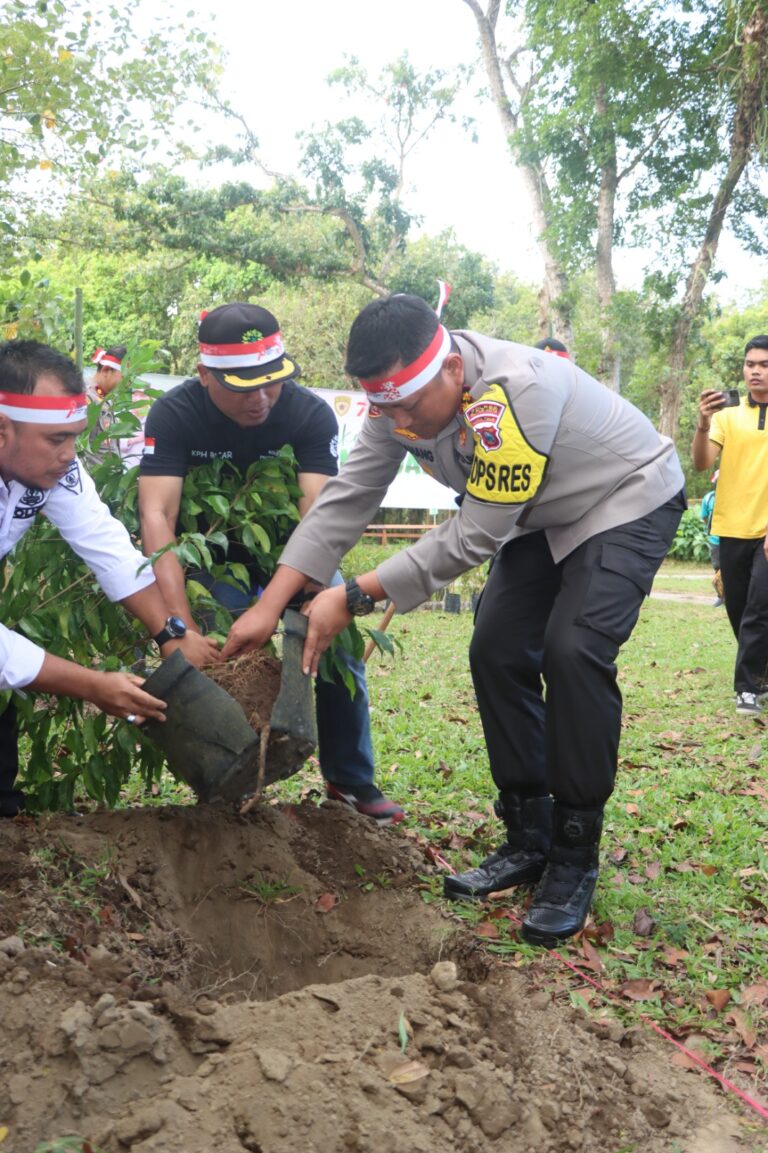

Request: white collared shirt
left=1, top=458, right=155, bottom=690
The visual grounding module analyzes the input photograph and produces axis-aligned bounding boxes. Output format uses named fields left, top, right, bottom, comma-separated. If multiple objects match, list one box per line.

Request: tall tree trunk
left=659, top=4, right=767, bottom=439
left=463, top=0, right=574, bottom=346
left=595, top=87, right=619, bottom=390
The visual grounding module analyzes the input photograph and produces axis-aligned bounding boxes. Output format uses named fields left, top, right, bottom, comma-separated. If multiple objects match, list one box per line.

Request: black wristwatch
left=152, top=615, right=187, bottom=647
left=345, top=578, right=376, bottom=617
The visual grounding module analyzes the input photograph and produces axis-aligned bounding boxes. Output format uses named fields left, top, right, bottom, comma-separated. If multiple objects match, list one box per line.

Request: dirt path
left=0, top=802, right=754, bottom=1152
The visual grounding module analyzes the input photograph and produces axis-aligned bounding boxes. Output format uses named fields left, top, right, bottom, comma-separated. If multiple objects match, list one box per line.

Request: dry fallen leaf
left=726, top=1008, right=756, bottom=1049
left=633, top=907, right=656, bottom=937
left=388, top=1060, right=430, bottom=1084
left=475, top=921, right=500, bottom=939
left=704, top=989, right=731, bottom=1012
left=660, top=946, right=689, bottom=968
left=739, top=983, right=768, bottom=1007
left=581, top=937, right=604, bottom=974
left=671, top=1049, right=704, bottom=1070
left=619, top=978, right=661, bottom=1001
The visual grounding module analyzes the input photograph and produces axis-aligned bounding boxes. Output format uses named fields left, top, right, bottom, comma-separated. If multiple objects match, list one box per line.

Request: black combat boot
left=443, top=793, right=552, bottom=900
left=521, top=803, right=603, bottom=946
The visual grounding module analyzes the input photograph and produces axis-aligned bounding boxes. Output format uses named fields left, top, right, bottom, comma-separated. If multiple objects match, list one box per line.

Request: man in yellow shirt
left=692, top=335, right=768, bottom=714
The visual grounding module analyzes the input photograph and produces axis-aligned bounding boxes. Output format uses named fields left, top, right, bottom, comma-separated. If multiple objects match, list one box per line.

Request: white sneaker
left=736, top=691, right=761, bottom=715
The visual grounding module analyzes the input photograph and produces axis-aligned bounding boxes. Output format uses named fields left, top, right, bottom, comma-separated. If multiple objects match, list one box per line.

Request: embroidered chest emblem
left=464, top=398, right=505, bottom=451
left=14, top=487, right=46, bottom=519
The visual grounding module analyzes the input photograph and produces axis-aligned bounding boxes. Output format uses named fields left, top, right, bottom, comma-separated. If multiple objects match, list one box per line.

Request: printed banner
left=135, top=375, right=459, bottom=511
left=315, top=388, right=459, bottom=511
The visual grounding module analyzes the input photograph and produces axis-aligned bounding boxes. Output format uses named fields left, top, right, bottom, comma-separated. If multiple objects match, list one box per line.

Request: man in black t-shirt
left=139, top=303, right=403, bottom=825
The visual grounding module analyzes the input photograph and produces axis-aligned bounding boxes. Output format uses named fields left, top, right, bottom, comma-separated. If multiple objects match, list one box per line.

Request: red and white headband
left=0, top=392, right=88, bottom=424
left=359, top=324, right=451, bottom=404
left=199, top=330, right=284, bottom=370
left=92, top=348, right=123, bottom=371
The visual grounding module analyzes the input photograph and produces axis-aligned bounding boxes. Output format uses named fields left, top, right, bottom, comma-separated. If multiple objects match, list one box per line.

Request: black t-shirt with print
left=140, top=377, right=339, bottom=582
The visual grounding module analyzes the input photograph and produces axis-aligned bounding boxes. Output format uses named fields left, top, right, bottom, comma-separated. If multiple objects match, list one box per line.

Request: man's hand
left=220, top=602, right=281, bottom=660
left=301, top=585, right=351, bottom=677
left=697, top=388, right=727, bottom=428
left=692, top=390, right=724, bottom=471
left=89, top=672, right=167, bottom=723
left=162, top=631, right=222, bottom=669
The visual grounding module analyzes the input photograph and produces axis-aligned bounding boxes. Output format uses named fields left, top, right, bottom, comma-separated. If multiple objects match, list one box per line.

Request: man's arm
left=30, top=652, right=168, bottom=722
left=139, top=474, right=195, bottom=625
left=220, top=471, right=331, bottom=658
left=1, top=619, right=166, bottom=722
left=692, top=390, right=724, bottom=472
left=296, top=471, right=329, bottom=517
left=138, top=474, right=220, bottom=665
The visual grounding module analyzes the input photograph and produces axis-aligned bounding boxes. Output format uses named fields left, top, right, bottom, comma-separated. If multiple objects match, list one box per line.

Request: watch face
left=346, top=581, right=375, bottom=616
left=167, top=615, right=187, bottom=637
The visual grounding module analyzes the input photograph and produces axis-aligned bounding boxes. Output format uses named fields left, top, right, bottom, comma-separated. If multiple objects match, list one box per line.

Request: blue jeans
left=194, top=570, right=375, bottom=790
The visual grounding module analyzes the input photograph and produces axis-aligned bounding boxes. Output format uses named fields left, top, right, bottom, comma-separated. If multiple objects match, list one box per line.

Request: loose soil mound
left=0, top=802, right=751, bottom=1152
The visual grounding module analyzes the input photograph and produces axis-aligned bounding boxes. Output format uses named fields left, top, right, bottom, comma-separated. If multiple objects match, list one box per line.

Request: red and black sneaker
left=325, top=782, right=405, bottom=827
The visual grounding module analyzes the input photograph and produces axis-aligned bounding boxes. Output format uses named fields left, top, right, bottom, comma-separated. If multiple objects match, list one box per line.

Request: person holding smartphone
left=692, top=335, right=768, bottom=714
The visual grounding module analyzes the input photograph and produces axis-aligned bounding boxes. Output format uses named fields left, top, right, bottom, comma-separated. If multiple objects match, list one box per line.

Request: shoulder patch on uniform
left=368, top=405, right=381, bottom=419
left=465, top=383, right=548, bottom=505
left=57, top=459, right=83, bottom=495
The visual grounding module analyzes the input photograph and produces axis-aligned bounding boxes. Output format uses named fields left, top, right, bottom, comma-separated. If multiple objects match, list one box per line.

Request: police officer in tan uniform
left=222, top=294, right=686, bottom=945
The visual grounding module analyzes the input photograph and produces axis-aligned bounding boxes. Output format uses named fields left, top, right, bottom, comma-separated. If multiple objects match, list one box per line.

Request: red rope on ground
left=528, top=927, right=768, bottom=1123
left=421, top=840, right=768, bottom=1123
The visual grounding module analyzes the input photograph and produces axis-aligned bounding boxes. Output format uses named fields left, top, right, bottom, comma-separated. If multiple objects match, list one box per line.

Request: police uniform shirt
left=140, top=377, right=340, bottom=580
left=0, top=461, right=155, bottom=691
left=279, top=331, right=684, bottom=613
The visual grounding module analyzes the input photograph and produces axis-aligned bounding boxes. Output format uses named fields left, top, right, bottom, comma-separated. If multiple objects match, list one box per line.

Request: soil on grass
left=0, top=801, right=754, bottom=1153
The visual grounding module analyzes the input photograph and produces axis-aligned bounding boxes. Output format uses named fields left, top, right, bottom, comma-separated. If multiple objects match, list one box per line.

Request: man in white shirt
left=0, top=340, right=217, bottom=815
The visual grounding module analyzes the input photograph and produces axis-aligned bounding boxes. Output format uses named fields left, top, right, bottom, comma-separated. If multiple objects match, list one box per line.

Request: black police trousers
left=469, top=492, right=685, bottom=809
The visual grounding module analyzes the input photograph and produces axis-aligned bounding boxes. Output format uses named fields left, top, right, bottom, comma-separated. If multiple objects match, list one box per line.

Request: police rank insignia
left=465, top=384, right=548, bottom=504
